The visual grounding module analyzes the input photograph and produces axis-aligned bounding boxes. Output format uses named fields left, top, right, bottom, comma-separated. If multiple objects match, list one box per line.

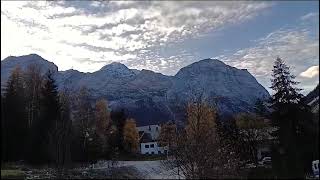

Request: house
left=136, top=125, right=168, bottom=155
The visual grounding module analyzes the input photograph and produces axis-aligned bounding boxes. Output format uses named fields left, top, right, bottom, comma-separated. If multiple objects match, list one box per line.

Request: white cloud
left=300, top=65, right=319, bottom=78
left=300, top=12, right=319, bottom=21
left=1, top=1, right=272, bottom=73
left=218, top=27, right=319, bottom=94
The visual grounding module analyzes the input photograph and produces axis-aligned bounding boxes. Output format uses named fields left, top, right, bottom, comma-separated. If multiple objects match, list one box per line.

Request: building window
left=145, top=145, right=149, bottom=148
left=151, top=152, right=154, bottom=154
left=146, top=152, right=149, bottom=155
left=150, top=144, right=154, bottom=148
left=158, top=151, right=161, bottom=154
left=164, top=150, right=168, bottom=154
left=156, top=127, right=158, bottom=131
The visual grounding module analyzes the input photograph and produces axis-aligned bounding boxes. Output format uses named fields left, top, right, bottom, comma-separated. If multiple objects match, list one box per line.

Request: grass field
left=1, top=169, right=26, bottom=179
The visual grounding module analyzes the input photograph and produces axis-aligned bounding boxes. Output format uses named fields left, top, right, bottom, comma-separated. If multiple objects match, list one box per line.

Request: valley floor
left=1, top=160, right=183, bottom=179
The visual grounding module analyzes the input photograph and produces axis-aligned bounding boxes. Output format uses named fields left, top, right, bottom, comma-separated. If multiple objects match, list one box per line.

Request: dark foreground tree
left=110, top=109, right=127, bottom=152
left=55, top=90, right=73, bottom=167
left=29, top=71, right=60, bottom=163
left=71, top=86, right=94, bottom=162
left=3, top=66, right=28, bottom=161
left=270, top=57, right=312, bottom=178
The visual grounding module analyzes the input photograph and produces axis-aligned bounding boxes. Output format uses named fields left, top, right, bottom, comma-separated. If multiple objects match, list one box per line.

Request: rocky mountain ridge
left=1, top=54, right=270, bottom=126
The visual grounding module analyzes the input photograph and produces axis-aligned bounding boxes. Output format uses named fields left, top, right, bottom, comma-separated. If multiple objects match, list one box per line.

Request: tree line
left=157, top=57, right=319, bottom=178
left=1, top=57, right=318, bottom=178
left=1, top=64, right=140, bottom=167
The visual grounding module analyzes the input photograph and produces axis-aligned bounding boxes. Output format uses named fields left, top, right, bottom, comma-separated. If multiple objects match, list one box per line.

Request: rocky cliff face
left=167, top=59, right=269, bottom=118
left=303, top=84, right=319, bottom=113
left=1, top=54, right=58, bottom=89
left=1, top=54, right=270, bottom=126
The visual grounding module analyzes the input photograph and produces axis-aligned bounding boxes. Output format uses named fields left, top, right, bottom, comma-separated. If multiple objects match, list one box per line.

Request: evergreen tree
left=29, top=71, right=60, bottom=163
left=3, top=66, right=28, bottom=161
left=270, top=57, right=305, bottom=178
left=270, top=57, right=303, bottom=108
left=1, top=94, right=7, bottom=161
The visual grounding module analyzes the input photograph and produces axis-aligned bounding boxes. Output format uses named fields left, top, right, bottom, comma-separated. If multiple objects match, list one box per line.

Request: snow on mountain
left=303, top=84, right=319, bottom=113
left=167, top=59, right=270, bottom=116
left=1, top=54, right=58, bottom=89
left=99, top=62, right=136, bottom=78
left=1, top=54, right=270, bottom=125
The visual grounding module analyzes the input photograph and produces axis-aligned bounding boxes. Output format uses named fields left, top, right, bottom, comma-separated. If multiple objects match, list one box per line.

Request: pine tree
left=270, top=57, right=303, bottom=108
left=41, top=71, right=60, bottom=162
left=3, top=66, right=28, bottom=161
left=270, top=57, right=305, bottom=178
left=28, top=71, right=60, bottom=163
left=1, top=94, right=7, bottom=161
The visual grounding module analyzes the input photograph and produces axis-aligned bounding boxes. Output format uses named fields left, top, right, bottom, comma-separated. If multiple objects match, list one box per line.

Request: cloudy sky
left=1, top=1, right=319, bottom=94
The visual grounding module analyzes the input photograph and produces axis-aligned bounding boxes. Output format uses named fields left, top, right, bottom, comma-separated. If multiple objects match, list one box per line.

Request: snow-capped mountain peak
left=1, top=54, right=270, bottom=126
left=98, top=62, right=135, bottom=77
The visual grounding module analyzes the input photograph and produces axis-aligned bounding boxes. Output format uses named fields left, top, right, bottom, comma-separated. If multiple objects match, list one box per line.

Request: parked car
left=312, top=160, right=319, bottom=178
left=245, top=163, right=257, bottom=169
left=259, top=157, right=271, bottom=167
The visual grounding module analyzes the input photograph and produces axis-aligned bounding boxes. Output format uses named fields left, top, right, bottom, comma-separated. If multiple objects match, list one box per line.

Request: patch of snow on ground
left=93, top=160, right=184, bottom=179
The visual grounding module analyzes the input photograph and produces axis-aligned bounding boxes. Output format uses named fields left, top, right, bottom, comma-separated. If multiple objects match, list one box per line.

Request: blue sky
left=1, top=1, right=319, bottom=94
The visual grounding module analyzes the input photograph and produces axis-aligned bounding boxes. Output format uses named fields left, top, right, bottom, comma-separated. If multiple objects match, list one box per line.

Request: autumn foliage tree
left=166, top=101, right=242, bottom=179
left=158, top=122, right=177, bottom=149
left=94, top=99, right=111, bottom=158
left=123, top=118, right=139, bottom=154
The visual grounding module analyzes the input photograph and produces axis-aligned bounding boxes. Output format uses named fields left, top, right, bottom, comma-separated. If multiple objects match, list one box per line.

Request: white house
left=140, top=141, right=168, bottom=155
left=137, top=125, right=161, bottom=140
left=137, top=124, right=168, bottom=155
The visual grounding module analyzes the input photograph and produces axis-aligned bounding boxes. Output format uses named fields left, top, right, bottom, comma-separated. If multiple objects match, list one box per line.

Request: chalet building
left=136, top=125, right=168, bottom=155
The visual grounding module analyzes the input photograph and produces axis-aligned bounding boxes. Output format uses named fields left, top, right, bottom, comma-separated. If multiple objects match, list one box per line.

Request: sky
left=1, top=1, right=319, bottom=94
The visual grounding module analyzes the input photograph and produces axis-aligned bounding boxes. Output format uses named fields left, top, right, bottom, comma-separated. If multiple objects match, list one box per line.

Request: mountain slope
left=303, top=84, right=319, bottom=113
left=1, top=54, right=270, bottom=125
left=167, top=59, right=270, bottom=120
left=1, top=54, right=58, bottom=89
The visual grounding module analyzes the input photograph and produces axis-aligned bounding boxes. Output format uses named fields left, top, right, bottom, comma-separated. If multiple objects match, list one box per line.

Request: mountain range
left=1, top=54, right=270, bottom=126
